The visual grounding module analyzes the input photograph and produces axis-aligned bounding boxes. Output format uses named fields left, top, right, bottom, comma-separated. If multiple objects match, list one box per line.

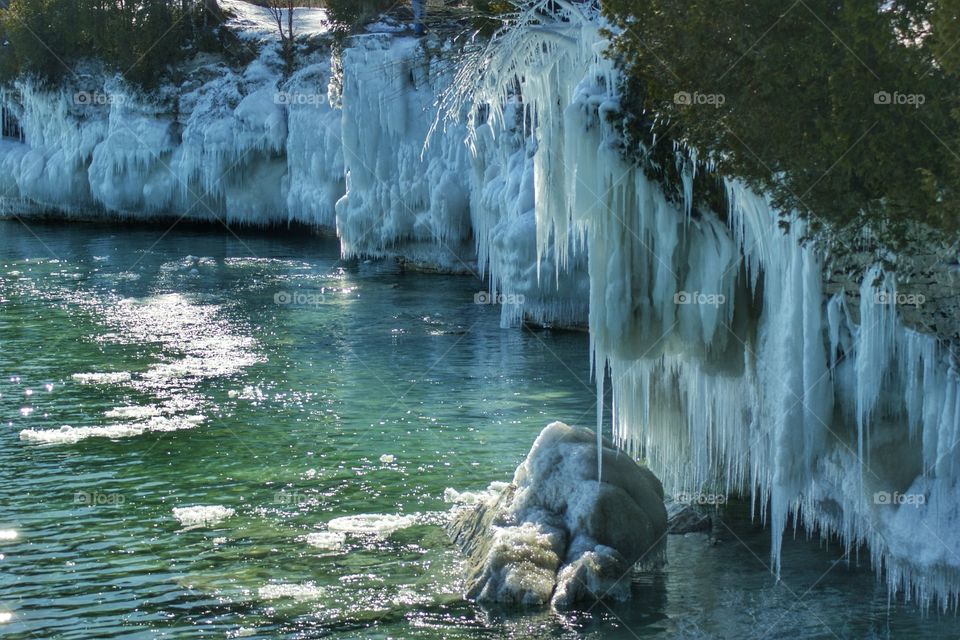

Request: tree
left=266, top=0, right=294, bottom=59
left=602, top=0, right=960, bottom=236
left=0, top=0, right=221, bottom=86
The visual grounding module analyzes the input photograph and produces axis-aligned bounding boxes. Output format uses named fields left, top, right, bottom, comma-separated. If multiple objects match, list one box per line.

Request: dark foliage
left=602, top=0, right=960, bottom=236
left=0, top=0, right=225, bottom=87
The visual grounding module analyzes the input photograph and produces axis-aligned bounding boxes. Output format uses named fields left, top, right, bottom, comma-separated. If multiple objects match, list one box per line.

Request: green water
left=0, top=220, right=957, bottom=639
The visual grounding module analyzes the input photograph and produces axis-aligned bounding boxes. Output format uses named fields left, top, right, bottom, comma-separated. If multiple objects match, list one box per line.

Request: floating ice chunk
left=71, top=372, right=131, bottom=385
left=19, top=415, right=204, bottom=444
left=304, top=531, right=346, bottom=550
left=0, top=530, right=18, bottom=540
left=326, top=514, right=416, bottom=537
left=234, top=386, right=266, bottom=401
left=172, top=505, right=235, bottom=529
left=103, top=405, right=161, bottom=420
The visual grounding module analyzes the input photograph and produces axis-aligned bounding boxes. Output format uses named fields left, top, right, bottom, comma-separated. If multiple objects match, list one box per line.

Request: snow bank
left=449, top=421, right=667, bottom=608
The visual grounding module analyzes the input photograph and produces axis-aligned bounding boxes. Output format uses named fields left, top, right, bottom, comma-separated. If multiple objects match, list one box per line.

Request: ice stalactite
left=283, top=63, right=344, bottom=228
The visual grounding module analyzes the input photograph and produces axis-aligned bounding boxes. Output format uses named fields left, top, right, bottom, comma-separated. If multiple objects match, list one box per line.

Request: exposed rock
left=821, top=221, right=960, bottom=351
left=665, top=500, right=712, bottom=534
left=448, top=421, right=667, bottom=609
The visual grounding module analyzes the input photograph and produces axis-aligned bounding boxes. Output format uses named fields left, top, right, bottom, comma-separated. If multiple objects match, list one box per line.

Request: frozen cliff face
left=0, top=51, right=297, bottom=223
left=335, top=36, right=473, bottom=269
left=459, top=5, right=960, bottom=608
left=448, top=421, right=667, bottom=608
left=469, top=101, right=590, bottom=327
left=0, top=16, right=586, bottom=323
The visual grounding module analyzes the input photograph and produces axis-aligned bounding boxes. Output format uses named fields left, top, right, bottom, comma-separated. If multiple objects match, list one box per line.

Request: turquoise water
left=0, top=220, right=957, bottom=639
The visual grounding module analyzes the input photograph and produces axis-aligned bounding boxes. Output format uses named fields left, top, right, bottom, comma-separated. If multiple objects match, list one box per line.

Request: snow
left=219, top=0, right=330, bottom=42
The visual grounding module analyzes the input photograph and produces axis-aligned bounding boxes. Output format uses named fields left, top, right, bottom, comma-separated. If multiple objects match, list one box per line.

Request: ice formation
left=2, top=0, right=960, bottom=607
left=19, top=415, right=205, bottom=444
left=304, top=531, right=347, bottom=550
left=448, top=421, right=667, bottom=608
left=172, top=505, right=236, bottom=528
left=326, top=513, right=417, bottom=537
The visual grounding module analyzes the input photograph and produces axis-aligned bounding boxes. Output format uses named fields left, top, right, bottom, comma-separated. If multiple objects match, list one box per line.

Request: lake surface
left=0, top=219, right=956, bottom=639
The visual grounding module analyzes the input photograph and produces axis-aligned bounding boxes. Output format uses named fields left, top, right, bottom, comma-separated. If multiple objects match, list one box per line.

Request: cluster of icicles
left=457, top=2, right=960, bottom=610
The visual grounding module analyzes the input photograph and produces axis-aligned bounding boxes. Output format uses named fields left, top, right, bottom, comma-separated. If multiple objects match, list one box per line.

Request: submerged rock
left=448, top=421, right=667, bottom=609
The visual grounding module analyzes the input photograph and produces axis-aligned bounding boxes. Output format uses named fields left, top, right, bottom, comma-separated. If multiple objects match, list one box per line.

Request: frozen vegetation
left=1, top=0, right=959, bottom=609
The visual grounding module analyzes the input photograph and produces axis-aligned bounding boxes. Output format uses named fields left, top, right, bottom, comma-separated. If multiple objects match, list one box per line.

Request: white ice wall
left=0, top=34, right=586, bottom=323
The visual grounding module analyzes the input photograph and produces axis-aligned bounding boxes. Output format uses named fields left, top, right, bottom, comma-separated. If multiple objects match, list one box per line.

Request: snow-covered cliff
left=1, top=0, right=958, bottom=609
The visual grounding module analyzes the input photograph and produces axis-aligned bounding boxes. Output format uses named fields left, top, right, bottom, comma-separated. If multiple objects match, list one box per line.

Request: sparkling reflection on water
left=0, top=220, right=956, bottom=639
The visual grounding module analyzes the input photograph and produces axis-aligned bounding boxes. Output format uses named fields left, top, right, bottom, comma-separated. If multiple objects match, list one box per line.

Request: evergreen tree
left=602, top=0, right=960, bottom=236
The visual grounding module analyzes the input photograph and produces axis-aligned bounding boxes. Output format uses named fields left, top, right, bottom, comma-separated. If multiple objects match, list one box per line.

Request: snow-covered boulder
left=449, top=421, right=667, bottom=608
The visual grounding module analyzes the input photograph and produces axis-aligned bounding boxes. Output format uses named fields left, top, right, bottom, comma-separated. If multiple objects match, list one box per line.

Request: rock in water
left=665, top=500, right=712, bottom=534
left=448, top=421, right=667, bottom=608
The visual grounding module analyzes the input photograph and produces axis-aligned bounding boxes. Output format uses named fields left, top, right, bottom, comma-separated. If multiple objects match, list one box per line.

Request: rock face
left=448, top=421, right=667, bottom=608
